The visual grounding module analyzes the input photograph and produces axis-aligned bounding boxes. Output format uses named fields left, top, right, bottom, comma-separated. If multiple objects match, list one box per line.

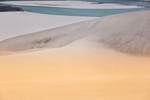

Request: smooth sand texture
left=1, top=1, right=142, bottom=9
left=0, top=37, right=150, bottom=100
left=1, top=11, right=150, bottom=55
left=0, top=11, right=150, bottom=100
left=0, top=12, right=95, bottom=41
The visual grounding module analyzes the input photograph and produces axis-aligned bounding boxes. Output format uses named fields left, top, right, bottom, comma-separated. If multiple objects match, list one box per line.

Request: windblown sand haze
left=0, top=11, right=150, bottom=100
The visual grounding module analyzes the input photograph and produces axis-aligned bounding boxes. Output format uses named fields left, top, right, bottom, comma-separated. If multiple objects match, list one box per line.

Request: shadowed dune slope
left=0, top=11, right=150, bottom=100
left=0, top=11, right=150, bottom=55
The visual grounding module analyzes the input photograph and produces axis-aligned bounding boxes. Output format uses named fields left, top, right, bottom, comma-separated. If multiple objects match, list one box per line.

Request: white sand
left=0, top=12, right=95, bottom=41
left=1, top=1, right=142, bottom=9
left=1, top=11, right=150, bottom=55
left=0, top=11, right=150, bottom=100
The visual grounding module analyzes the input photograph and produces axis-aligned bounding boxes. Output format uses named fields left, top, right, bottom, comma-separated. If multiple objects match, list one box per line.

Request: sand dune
left=0, top=12, right=95, bottom=41
left=0, top=11, right=150, bottom=100
left=0, top=11, right=150, bottom=55
left=0, top=35, right=150, bottom=100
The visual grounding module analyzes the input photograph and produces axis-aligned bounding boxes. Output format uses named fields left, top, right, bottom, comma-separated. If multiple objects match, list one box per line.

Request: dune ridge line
left=0, top=11, right=150, bottom=55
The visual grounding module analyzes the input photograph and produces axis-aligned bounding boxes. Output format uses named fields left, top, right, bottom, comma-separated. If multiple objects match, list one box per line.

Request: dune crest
left=0, top=11, right=150, bottom=100
left=0, top=11, right=150, bottom=55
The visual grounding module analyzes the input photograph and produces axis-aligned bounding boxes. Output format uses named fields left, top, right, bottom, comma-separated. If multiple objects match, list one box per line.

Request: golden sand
left=0, top=39, right=150, bottom=100
left=0, top=11, right=150, bottom=100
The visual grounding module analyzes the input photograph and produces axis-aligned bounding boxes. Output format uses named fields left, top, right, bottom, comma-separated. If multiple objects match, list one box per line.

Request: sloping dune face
left=0, top=11, right=150, bottom=100
left=0, top=12, right=94, bottom=41
left=0, top=33, right=150, bottom=100
left=0, top=11, right=150, bottom=55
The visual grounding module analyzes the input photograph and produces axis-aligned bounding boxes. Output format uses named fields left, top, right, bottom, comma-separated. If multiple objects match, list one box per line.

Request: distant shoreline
left=0, top=5, right=24, bottom=12
left=0, top=1, right=142, bottom=9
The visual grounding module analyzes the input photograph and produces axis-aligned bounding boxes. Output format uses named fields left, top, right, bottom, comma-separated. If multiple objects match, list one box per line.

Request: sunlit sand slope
left=0, top=11, right=150, bottom=100
left=0, top=12, right=94, bottom=41
left=0, top=37, right=150, bottom=100
left=0, top=11, right=150, bottom=55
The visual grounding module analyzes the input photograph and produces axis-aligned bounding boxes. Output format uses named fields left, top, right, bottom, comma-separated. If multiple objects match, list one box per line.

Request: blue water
left=18, top=6, right=150, bottom=17
left=1, top=0, right=150, bottom=17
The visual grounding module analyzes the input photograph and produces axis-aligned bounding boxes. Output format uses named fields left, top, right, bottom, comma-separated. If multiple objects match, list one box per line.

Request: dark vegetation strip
left=0, top=5, right=24, bottom=12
